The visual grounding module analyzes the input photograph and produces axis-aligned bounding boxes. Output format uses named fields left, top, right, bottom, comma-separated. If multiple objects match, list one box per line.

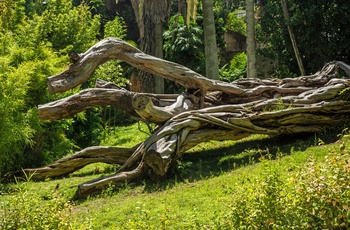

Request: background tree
left=163, top=14, right=205, bottom=91
left=129, top=0, right=171, bottom=93
left=257, top=0, right=350, bottom=75
left=202, top=0, right=220, bottom=80
left=246, top=0, right=257, bottom=78
left=280, top=0, right=305, bottom=76
left=163, top=0, right=227, bottom=80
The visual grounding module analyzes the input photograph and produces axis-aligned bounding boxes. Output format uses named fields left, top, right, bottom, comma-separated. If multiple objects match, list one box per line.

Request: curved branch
left=47, top=37, right=245, bottom=95
left=75, top=163, right=146, bottom=198
left=39, top=88, right=139, bottom=120
left=132, top=93, right=195, bottom=123
left=6, top=146, right=138, bottom=181
left=38, top=87, right=196, bottom=123
left=10, top=35, right=350, bottom=200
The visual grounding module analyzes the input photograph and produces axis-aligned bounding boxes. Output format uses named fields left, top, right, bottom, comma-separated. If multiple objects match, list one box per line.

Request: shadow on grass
left=143, top=127, right=344, bottom=193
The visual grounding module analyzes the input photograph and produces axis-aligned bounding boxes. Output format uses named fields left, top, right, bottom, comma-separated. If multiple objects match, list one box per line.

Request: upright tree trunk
left=154, top=21, right=164, bottom=93
left=246, top=0, right=257, bottom=78
left=202, top=0, right=220, bottom=80
left=281, top=0, right=305, bottom=76
left=130, top=0, right=170, bottom=93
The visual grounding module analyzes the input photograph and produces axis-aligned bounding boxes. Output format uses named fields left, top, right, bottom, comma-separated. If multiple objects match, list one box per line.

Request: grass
left=100, top=122, right=153, bottom=147
left=1, top=123, right=350, bottom=229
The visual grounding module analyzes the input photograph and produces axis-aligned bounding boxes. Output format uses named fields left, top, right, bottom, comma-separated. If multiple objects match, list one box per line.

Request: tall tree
left=130, top=0, right=171, bottom=93
left=202, top=0, right=220, bottom=80
left=280, top=0, right=305, bottom=76
left=246, top=0, right=257, bottom=78
left=258, top=0, right=350, bottom=75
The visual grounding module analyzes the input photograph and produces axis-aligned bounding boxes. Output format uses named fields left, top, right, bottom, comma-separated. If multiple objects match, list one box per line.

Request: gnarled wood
left=132, top=93, right=195, bottom=123
left=38, top=88, right=139, bottom=120
left=6, top=37, right=350, bottom=198
left=6, top=146, right=137, bottom=181
left=47, top=38, right=245, bottom=95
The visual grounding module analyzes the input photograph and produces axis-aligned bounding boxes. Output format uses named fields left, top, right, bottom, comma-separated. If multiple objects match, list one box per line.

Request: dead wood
left=5, top=38, right=350, bottom=198
left=6, top=146, right=138, bottom=181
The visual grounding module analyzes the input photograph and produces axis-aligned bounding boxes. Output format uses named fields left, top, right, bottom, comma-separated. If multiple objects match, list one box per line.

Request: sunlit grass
left=100, top=122, right=151, bottom=148
left=1, top=124, right=349, bottom=229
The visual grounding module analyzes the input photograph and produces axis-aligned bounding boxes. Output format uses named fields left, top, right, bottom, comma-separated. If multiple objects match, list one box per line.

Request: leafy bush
left=220, top=52, right=246, bottom=82
left=225, top=11, right=246, bottom=35
left=0, top=0, right=103, bottom=174
left=163, top=15, right=205, bottom=75
left=0, top=177, right=92, bottom=230
left=0, top=41, right=77, bottom=174
left=39, top=1, right=100, bottom=53
left=217, top=139, right=350, bottom=229
left=103, top=16, right=127, bottom=39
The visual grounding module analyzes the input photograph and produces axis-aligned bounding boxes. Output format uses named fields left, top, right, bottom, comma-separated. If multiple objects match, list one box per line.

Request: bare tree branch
left=6, top=37, right=350, bottom=198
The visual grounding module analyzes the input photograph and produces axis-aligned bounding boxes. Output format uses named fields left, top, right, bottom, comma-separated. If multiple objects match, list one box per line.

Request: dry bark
left=6, top=38, right=350, bottom=198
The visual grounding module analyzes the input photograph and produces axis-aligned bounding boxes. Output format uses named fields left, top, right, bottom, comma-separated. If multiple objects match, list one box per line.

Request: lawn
left=1, top=123, right=349, bottom=229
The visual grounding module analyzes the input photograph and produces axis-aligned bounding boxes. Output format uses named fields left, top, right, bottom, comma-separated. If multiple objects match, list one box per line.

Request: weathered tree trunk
left=130, top=0, right=170, bottom=93
left=246, top=0, right=257, bottom=78
left=5, top=38, right=350, bottom=198
left=203, top=0, right=220, bottom=80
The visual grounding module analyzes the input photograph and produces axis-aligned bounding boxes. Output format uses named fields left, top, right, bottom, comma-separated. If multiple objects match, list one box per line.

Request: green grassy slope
left=1, top=124, right=350, bottom=229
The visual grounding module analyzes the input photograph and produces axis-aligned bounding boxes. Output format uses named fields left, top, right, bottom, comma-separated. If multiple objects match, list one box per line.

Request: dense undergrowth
left=1, top=125, right=349, bottom=229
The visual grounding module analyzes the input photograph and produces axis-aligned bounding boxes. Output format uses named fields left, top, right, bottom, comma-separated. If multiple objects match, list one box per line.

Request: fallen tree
left=7, top=38, right=350, bottom=198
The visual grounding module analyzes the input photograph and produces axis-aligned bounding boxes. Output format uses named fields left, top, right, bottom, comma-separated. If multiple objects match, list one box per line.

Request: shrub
left=220, top=52, right=246, bottom=82
left=0, top=177, right=92, bottom=230
left=217, top=140, right=350, bottom=229
left=0, top=0, right=103, bottom=174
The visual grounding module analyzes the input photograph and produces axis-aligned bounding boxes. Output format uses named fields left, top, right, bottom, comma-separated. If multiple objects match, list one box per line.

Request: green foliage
left=0, top=0, right=102, bottom=174
left=103, top=16, right=127, bottom=39
left=338, top=87, right=350, bottom=101
left=225, top=11, right=246, bottom=35
left=164, top=15, right=205, bottom=75
left=39, top=1, right=100, bottom=53
left=0, top=63, right=35, bottom=173
left=93, top=61, right=129, bottom=87
left=66, top=109, right=103, bottom=148
left=217, top=143, right=350, bottom=229
left=220, top=64, right=246, bottom=82
left=0, top=177, right=92, bottom=230
left=0, top=44, right=76, bottom=174
left=230, top=52, right=247, bottom=70
left=275, top=97, right=293, bottom=111
left=271, top=64, right=298, bottom=78
left=258, top=0, right=350, bottom=75
left=0, top=0, right=26, bottom=32
left=220, top=52, right=246, bottom=82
